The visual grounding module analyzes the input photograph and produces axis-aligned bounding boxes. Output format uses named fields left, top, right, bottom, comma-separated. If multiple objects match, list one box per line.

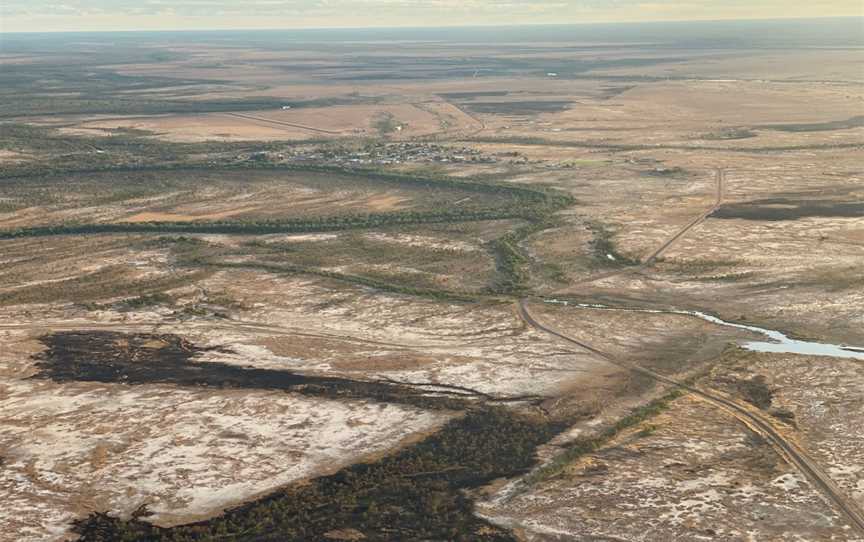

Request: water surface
left=546, top=300, right=864, bottom=361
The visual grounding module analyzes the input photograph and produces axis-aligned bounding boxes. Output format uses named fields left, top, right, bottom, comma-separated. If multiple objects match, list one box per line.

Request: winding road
left=518, top=300, right=864, bottom=533
left=4, top=156, right=861, bottom=534
left=516, top=166, right=864, bottom=534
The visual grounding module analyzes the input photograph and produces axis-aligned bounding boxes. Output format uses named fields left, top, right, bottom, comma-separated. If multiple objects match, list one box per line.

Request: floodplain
left=0, top=20, right=863, bottom=541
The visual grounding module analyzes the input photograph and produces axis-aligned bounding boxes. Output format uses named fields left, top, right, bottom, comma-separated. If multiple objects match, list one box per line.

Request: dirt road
left=576, top=167, right=725, bottom=285
left=224, top=112, right=342, bottom=135
left=517, top=164, right=864, bottom=532
left=643, top=168, right=725, bottom=265
left=517, top=298, right=864, bottom=534
left=442, top=100, right=487, bottom=137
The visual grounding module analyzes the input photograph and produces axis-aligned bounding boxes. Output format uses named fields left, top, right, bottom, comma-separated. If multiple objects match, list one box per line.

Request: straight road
left=643, top=168, right=725, bottom=265
left=517, top=164, right=864, bottom=533
left=224, top=112, right=342, bottom=135
left=576, top=167, right=725, bottom=285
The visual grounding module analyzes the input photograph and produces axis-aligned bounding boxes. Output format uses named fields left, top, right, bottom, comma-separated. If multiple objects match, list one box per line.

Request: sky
left=0, top=0, right=862, bottom=33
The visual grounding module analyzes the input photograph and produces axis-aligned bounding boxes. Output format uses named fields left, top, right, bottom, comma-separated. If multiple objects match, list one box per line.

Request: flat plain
left=0, top=22, right=862, bottom=541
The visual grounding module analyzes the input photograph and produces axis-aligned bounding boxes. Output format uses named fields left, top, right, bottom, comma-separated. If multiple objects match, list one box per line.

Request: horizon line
left=2, top=14, right=862, bottom=36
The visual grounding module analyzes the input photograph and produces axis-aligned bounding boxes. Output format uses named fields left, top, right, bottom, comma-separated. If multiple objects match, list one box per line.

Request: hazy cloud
left=1, top=0, right=861, bottom=31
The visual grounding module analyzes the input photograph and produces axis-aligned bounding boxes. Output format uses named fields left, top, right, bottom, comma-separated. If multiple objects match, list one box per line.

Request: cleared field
left=57, top=102, right=475, bottom=142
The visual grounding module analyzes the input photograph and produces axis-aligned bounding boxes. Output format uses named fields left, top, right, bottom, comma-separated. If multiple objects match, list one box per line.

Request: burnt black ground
left=711, top=198, right=864, bottom=221
left=33, top=331, right=564, bottom=541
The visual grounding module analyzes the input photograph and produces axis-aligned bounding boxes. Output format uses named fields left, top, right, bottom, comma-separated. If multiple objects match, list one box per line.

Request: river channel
left=545, top=300, right=864, bottom=361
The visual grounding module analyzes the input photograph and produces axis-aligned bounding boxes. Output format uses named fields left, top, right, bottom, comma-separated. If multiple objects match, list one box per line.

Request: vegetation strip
left=0, top=163, right=561, bottom=204
left=464, top=136, right=863, bottom=153
left=0, top=163, right=576, bottom=300
left=0, top=209, right=527, bottom=239
left=202, top=260, right=487, bottom=302
left=486, top=219, right=558, bottom=294
left=0, top=164, right=573, bottom=242
left=5, top=158, right=587, bottom=541
left=521, top=389, right=685, bottom=487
